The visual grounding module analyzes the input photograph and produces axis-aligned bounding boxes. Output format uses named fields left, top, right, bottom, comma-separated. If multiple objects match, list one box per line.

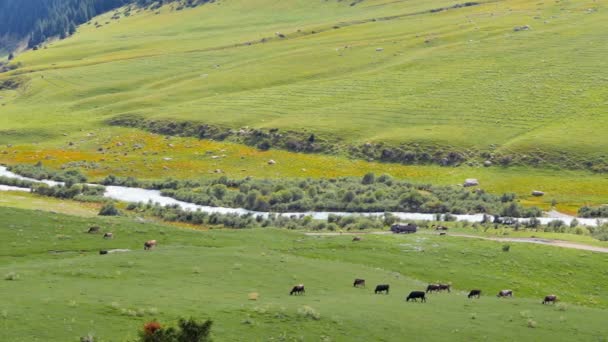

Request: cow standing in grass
left=497, top=290, right=513, bottom=298
left=144, top=240, right=157, bottom=250
left=438, top=284, right=451, bottom=293
left=426, top=284, right=440, bottom=293
left=543, top=295, right=558, bottom=304
left=406, top=291, right=426, bottom=302
left=103, top=233, right=113, bottom=239
left=353, top=278, right=365, bottom=288
left=468, top=289, right=481, bottom=299
left=290, top=284, right=305, bottom=295
left=375, top=284, right=390, bottom=294
left=427, top=284, right=450, bottom=293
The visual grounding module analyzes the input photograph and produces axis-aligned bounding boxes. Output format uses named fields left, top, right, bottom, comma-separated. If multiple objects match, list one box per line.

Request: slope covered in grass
left=1, top=207, right=608, bottom=341
left=1, top=0, right=606, bottom=170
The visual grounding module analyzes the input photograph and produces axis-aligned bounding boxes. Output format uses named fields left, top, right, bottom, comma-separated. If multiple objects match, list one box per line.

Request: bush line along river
left=1, top=166, right=605, bottom=227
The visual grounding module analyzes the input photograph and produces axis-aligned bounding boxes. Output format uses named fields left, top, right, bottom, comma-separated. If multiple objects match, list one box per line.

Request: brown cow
left=426, top=284, right=440, bottom=293
left=427, top=284, right=450, bottom=293
left=352, top=236, right=362, bottom=242
left=87, top=226, right=100, bottom=234
left=353, top=278, right=365, bottom=288
left=543, top=295, right=558, bottom=304
left=290, top=284, right=305, bottom=295
left=438, top=284, right=451, bottom=293
left=497, top=290, right=513, bottom=297
left=103, top=233, right=113, bottom=239
left=144, top=240, right=157, bottom=250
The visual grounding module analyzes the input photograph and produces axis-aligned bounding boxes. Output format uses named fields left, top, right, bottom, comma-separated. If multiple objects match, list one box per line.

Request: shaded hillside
left=0, top=0, right=207, bottom=51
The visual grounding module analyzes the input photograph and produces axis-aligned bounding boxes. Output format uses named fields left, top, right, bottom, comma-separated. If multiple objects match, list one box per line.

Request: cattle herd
left=288, top=281, right=559, bottom=305
left=89, top=227, right=560, bottom=306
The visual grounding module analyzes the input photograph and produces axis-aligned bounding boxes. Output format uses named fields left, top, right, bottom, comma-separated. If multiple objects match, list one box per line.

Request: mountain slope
left=0, top=0, right=606, bottom=170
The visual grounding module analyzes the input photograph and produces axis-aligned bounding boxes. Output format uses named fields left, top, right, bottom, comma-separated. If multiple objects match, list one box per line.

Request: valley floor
left=1, top=205, right=607, bottom=341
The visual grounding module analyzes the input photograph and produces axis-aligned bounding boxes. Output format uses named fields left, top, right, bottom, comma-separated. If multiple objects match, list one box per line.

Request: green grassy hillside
left=1, top=206, right=608, bottom=341
left=1, top=0, right=607, bottom=170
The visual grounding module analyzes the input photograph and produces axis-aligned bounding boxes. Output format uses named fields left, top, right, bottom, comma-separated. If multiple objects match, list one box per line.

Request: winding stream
left=1, top=166, right=606, bottom=227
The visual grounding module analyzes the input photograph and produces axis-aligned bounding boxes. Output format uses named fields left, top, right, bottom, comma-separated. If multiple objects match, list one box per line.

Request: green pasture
left=0, top=0, right=607, bottom=166
left=1, top=207, right=608, bottom=341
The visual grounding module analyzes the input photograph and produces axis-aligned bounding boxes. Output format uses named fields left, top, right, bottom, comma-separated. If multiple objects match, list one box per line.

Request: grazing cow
left=353, top=278, right=366, bottom=288
left=438, top=284, right=451, bottom=293
left=87, top=226, right=100, bottom=234
left=290, top=284, right=305, bottom=295
left=352, top=236, right=362, bottom=242
left=144, top=240, right=157, bottom=250
left=435, top=226, right=449, bottom=231
left=427, top=284, right=450, bottom=293
left=468, top=289, right=482, bottom=299
left=439, top=232, right=447, bottom=236
left=375, top=284, right=390, bottom=294
left=543, top=295, right=558, bottom=304
left=497, top=290, right=513, bottom=298
left=406, top=291, right=427, bottom=302
left=103, top=232, right=113, bottom=239
left=426, top=284, right=440, bottom=293
left=99, top=250, right=108, bottom=255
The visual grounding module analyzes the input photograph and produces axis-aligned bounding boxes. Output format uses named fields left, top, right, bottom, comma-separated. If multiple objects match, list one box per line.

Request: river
left=1, top=166, right=606, bottom=226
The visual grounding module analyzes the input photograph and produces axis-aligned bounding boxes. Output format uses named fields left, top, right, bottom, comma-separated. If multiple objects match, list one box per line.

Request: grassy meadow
left=1, top=0, right=607, bottom=164
left=0, top=0, right=607, bottom=212
left=1, top=206, right=608, bottom=341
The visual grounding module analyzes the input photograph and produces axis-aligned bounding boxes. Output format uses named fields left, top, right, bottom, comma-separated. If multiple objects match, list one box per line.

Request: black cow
left=497, top=290, right=513, bottom=297
left=99, top=250, right=108, bottom=255
left=542, top=295, right=558, bottom=304
left=353, top=278, right=366, bottom=288
left=406, top=291, right=426, bottom=302
left=290, top=284, right=305, bottom=295
left=468, top=289, right=481, bottom=298
left=352, top=236, right=362, bottom=242
left=375, top=284, right=390, bottom=294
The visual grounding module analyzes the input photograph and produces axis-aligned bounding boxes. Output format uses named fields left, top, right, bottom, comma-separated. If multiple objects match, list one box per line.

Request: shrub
left=138, top=318, right=213, bottom=342
left=4, top=272, right=19, bottom=281
left=99, top=203, right=120, bottom=216
left=297, top=305, right=321, bottom=320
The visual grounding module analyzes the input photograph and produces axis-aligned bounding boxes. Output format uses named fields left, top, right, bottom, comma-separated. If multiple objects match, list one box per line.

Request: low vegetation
left=7, top=163, right=87, bottom=184
left=138, top=318, right=212, bottom=342
left=578, top=205, right=608, bottom=218
left=100, top=172, right=542, bottom=216
left=1, top=207, right=607, bottom=341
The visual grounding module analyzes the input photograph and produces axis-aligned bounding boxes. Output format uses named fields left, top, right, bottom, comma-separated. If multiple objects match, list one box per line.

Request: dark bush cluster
left=126, top=201, right=392, bottom=230
left=32, top=183, right=105, bottom=200
left=138, top=317, right=212, bottom=342
left=0, top=176, right=35, bottom=188
left=578, top=206, right=608, bottom=218
left=8, top=163, right=87, bottom=185
left=149, top=173, right=540, bottom=216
